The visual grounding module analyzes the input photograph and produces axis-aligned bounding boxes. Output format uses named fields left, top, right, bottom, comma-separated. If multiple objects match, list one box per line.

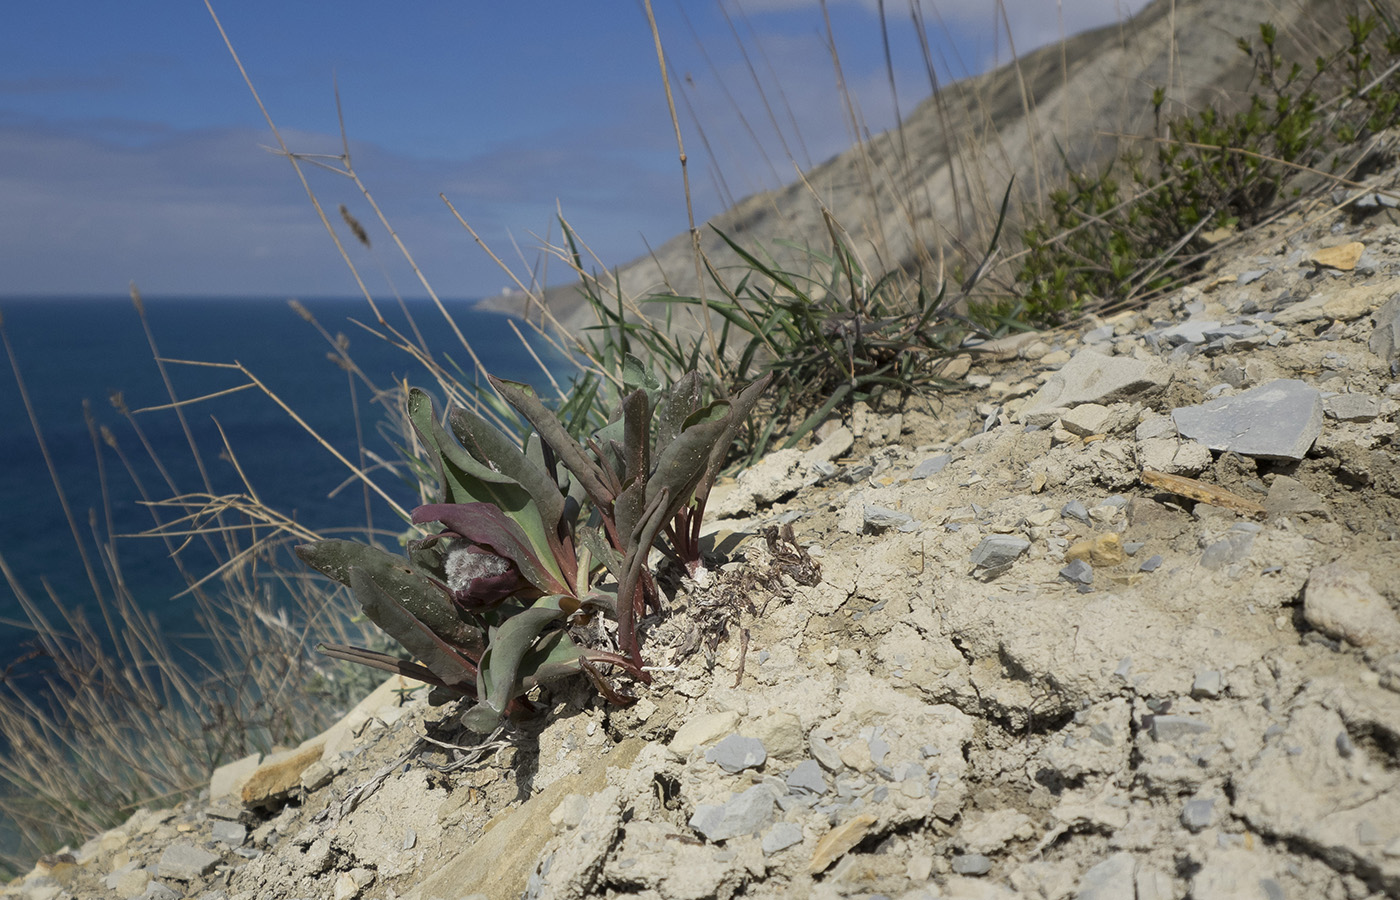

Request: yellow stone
left=1321, top=284, right=1383, bottom=320
left=241, top=742, right=324, bottom=807
left=1064, top=533, right=1127, bottom=568
left=1311, top=241, right=1364, bottom=271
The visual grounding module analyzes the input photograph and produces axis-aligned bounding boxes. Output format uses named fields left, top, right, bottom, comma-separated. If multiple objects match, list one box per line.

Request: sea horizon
left=0, top=294, right=566, bottom=666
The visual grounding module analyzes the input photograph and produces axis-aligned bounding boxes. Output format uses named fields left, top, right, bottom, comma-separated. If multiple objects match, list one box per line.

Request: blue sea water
left=0, top=295, right=562, bottom=663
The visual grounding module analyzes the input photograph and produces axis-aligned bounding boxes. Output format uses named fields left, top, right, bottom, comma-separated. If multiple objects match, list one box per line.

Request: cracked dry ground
left=12, top=205, right=1400, bottom=900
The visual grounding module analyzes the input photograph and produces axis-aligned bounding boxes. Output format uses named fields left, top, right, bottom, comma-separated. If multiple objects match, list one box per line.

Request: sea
left=0, top=295, right=566, bottom=669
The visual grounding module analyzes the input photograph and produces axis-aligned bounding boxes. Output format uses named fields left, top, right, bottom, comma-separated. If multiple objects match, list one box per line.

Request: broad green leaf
left=577, top=525, right=622, bottom=580
left=448, top=405, right=565, bottom=541
left=613, top=477, right=646, bottom=552
left=653, top=371, right=701, bottom=460
left=699, top=373, right=773, bottom=488
left=620, top=389, right=650, bottom=486
left=516, top=629, right=584, bottom=692
left=346, top=566, right=478, bottom=688
left=296, top=540, right=482, bottom=654
left=621, top=353, right=660, bottom=397
left=489, top=376, right=615, bottom=508
left=645, top=403, right=731, bottom=523
left=407, top=389, right=560, bottom=580
left=461, top=594, right=570, bottom=732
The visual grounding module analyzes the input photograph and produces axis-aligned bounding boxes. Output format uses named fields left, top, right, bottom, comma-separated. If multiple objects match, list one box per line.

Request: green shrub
left=297, top=363, right=769, bottom=732
left=1001, top=12, right=1400, bottom=328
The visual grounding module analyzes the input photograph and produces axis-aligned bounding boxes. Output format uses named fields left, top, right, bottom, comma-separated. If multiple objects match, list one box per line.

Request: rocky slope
left=9, top=132, right=1400, bottom=900
left=483, top=0, right=1337, bottom=329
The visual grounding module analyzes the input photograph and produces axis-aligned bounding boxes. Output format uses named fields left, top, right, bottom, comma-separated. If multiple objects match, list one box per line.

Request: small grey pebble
left=1061, top=500, right=1090, bottom=523
left=1139, top=554, right=1164, bottom=572
left=705, top=735, right=767, bottom=773
left=1059, top=559, right=1094, bottom=585
left=951, top=853, right=992, bottom=876
left=1191, top=670, right=1223, bottom=699
left=1181, top=797, right=1216, bottom=832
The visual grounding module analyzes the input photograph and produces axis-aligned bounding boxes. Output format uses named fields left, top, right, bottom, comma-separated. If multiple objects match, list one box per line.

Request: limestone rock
left=240, top=742, right=324, bottom=808
left=1172, top=379, right=1323, bottom=460
left=1304, top=562, right=1400, bottom=651
left=1019, top=350, right=1168, bottom=422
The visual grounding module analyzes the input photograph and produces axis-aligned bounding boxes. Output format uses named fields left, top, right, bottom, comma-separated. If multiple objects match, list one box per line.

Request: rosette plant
left=297, top=360, right=769, bottom=731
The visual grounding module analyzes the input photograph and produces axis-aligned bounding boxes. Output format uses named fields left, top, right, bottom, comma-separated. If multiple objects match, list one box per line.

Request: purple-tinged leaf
left=408, top=389, right=561, bottom=578
left=414, top=503, right=568, bottom=596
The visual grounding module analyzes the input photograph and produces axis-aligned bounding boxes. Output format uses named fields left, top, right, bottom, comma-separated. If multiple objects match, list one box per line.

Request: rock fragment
left=1191, top=670, right=1223, bottom=699
left=1181, top=797, right=1217, bottom=832
left=970, top=535, right=1030, bottom=570
left=155, top=844, right=219, bottom=881
left=1150, top=715, right=1211, bottom=743
left=1264, top=475, right=1330, bottom=518
left=785, top=760, right=828, bottom=796
left=1075, top=852, right=1137, bottom=900
left=807, top=814, right=877, bottom=873
left=669, top=711, right=741, bottom=757
left=240, top=742, right=323, bottom=807
left=688, top=784, right=777, bottom=842
left=1310, top=241, right=1364, bottom=270
left=1064, top=533, right=1126, bottom=567
left=1303, top=562, right=1400, bottom=651
left=1370, top=294, right=1400, bottom=362
left=1200, top=523, right=1261, bottom=570
left=1323, top=393, right=1380, bottom=422
left=1172, top=379, right=1323, bottom=460
left=1019, top=350, right=1167, bottom=422
left=705, top=735, right=767, bottom=773
left=912, top=454, right=952, bottom=479
left=1059, top=559, right=1094, bottom=586
left=762, top=822, right=804, bottom=855
left=951, top=853, right=992, bottom=875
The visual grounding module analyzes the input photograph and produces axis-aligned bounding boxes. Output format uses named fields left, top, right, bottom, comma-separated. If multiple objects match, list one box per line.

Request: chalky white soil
left=10, top=203, right=1400, bottom=900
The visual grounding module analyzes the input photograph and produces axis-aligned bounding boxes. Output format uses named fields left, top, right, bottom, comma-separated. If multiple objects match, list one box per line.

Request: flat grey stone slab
left=689, top=784, right=777, bottom=842
left=1323, top=393, right=1380, bottom=422
left=705, top=735, right=767, bottom=773
left=785, top=759, right=828, bottom=796
left=1020, top=349, right=1168, bottom=421
left=1370, top=294, right=1400, bottom=361
left=911, top=454, right=952, bottom=479
left=970, top=535, right=1029, bottom=569
left=1172, top=379, right=1323, bottom=460
left=156, top=843, right=220, bottom=881
left=1154, top=319, right=1222, bottom=346
left=762, top=822, right=804, bottom=855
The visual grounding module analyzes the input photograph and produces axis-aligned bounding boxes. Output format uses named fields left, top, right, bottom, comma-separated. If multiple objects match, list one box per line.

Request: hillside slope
left=482, top=0, right=1333, bottom=329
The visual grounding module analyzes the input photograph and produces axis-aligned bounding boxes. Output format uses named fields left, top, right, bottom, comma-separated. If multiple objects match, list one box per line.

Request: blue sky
left=0, top=1, right=1149, bottom=299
